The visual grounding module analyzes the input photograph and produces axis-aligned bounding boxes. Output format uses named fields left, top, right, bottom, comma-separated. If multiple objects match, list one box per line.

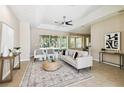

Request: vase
left=3, top=47, right=9, bottom=57
left=9, top=52, right=13, bottom=57
left=16, top=50, right=19, bottom=52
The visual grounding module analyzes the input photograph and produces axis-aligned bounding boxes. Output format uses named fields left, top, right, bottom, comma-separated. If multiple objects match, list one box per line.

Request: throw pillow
left=62, top=50, right=66, bottom=55
left=68, top=50, right=74, bottom=56
left=65, top=50, right=68, bottom=55
left=73, top=52, right=78, bottom=59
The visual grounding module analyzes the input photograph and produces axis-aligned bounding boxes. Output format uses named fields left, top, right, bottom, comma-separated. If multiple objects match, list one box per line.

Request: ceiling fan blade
left=65, top=22, right=72, bottom=25
left=54, top=16, right=73, bottom=26
left=65, top=22, right=73, bottom=25
left=66, top=20, right=72, bottom=22
left=67, top=24, right=73, bottom=25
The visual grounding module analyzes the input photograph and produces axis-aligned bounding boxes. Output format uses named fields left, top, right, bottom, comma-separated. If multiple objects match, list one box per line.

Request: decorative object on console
left=2, top=46, right=9, bottom=57
left=9, top=49, right=13, bottom=56
left=101, top=48, right=106, bottom=51
left=14, top=47, right=21, bottom=53
left=105, top=32, right=120, bottom=50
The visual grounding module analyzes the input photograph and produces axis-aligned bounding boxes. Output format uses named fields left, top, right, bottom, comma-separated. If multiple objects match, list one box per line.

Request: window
left=86, top=37, right=90, bottom=47
left=49, top=36, right=59, bottom=48
left=60, top=36, right=67, bottom=49
left=40, top=35, right=67, bottom=49
left=69, top=37, right=75, bottom=48
left=40, top=35, right=50, bottom=47
left=69, top=36, right=82, bottom=49
left=76, top=37, right=82, bottom=48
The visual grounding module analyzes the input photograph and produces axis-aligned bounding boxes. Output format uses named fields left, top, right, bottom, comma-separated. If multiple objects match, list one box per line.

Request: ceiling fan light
left=63, top=16, right=66, bottom=18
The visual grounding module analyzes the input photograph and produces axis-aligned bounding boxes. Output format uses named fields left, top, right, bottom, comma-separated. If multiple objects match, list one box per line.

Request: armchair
left=34, top=49, right=46, bottom=62
left=46, top=49, right=56, bottom=60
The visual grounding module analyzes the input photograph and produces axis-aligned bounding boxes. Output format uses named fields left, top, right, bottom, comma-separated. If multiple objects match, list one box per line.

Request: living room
left=0, top=1, right=124, bottom=91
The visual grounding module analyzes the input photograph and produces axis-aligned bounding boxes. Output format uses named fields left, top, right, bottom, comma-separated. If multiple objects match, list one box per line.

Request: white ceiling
left=8, top=5, right=124, bottom=33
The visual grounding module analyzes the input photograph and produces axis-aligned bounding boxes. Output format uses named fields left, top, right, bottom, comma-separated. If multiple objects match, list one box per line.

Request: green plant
left=14, top=47, right=21, bottom=50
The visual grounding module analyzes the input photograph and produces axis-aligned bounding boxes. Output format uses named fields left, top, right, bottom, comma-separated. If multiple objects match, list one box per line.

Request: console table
left=0, top=53, right=21, bottom=83
left=99, top=51, right=124, bottom=69
left=13, top=53, right=21, bottom=70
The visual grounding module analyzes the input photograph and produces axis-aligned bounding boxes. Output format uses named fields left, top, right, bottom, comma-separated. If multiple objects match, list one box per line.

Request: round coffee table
left=42, top=61, right=61, bottom=71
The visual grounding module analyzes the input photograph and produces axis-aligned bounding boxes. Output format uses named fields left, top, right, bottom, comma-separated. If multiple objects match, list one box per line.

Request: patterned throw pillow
left=62, top=50, right=66, bottom=55
left=73, top=52, right=78, bottom=59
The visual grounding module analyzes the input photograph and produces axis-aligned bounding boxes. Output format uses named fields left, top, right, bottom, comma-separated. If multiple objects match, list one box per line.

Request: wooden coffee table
left=42, top=61, right=61, bottom=71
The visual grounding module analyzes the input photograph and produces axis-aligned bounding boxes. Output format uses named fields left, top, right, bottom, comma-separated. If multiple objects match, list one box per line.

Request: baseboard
left=21, top=59, right=30, bottom=62
left=93, top=58, right=99, bottom=62
left=93, top=58, right=119, bottom=67
left=102, top=61, right=119, bottom=67
left=19, top=62, right=30, bottom=87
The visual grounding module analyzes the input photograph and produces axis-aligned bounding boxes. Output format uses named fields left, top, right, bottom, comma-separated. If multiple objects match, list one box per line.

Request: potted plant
left=14, top=47, right=21, bottom=53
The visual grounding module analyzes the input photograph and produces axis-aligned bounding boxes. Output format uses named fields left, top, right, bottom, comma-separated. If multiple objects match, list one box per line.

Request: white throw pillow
left=65, top=50, right=68, bottom=55
left=82, top=51, right=88, bottom=56
left=73, top=52, right=76, bottom=59
left=68, top=50, right=73, bottom=56
left=78, top=51, right=88, bottom=57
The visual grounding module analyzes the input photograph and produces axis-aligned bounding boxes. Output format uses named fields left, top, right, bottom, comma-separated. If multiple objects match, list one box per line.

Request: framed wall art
left=105, top=32, right=120, bottom=50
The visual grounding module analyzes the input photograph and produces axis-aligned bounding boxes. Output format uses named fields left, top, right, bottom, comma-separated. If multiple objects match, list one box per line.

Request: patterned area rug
left=20, top=60, right=92, bottom=87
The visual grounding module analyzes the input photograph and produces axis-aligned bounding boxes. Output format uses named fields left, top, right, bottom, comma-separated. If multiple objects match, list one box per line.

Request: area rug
left=20, top=60, right=92, bottom=87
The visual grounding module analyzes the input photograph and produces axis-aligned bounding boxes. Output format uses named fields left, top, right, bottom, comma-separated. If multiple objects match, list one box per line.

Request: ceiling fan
left=54, top=16, right=73, bottom=26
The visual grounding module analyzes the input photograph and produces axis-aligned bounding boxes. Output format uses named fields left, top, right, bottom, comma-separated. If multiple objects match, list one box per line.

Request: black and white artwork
left=105, top=32, right=120, bottom=50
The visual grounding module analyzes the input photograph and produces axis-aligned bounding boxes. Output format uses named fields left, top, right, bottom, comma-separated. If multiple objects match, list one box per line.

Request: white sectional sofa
left=60, top=49, right=93, bottom=72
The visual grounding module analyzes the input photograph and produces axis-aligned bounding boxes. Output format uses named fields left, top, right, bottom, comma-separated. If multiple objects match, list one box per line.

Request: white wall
left=91, top=13, right=124, bottom=65
left=1, top=23, right=14, bottom=54
left=0, top=5, right=20, bottom=46
left=20, top=22, right=30, bottom=61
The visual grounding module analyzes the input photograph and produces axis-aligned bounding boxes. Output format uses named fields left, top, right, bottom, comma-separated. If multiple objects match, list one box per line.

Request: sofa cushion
left=64, top=56, right=76, bottom=67
left=78, top=51, right=88, bottom=57
left=65, top=50, right=68, bottom=55
left=68, top=50, right=74, bottom=57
